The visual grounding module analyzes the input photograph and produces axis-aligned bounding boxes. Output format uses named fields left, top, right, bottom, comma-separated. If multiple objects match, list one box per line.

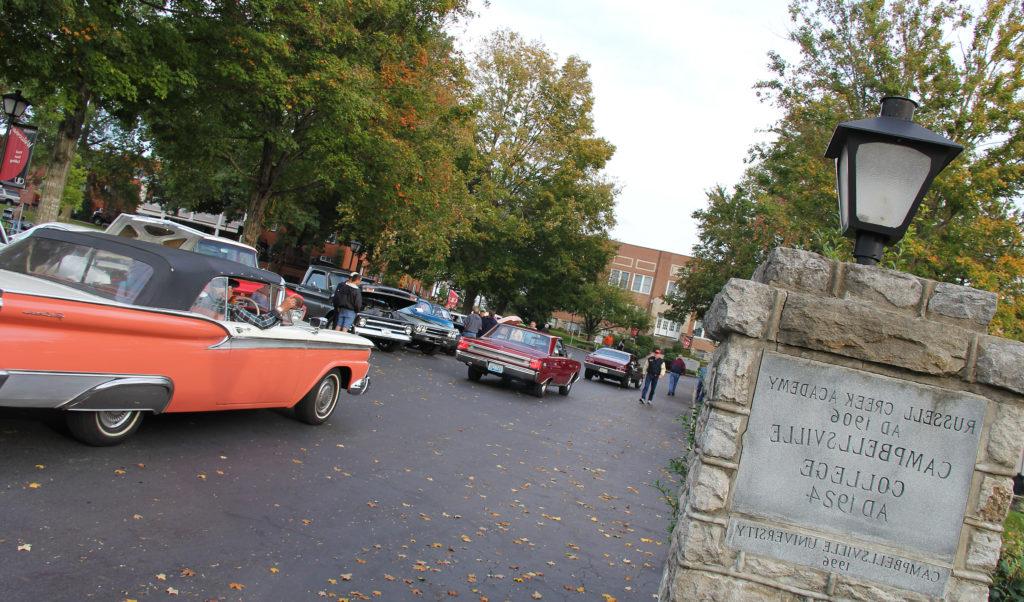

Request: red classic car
left=584, top=347, right=643, bottom=388
left=0, top=228, right=373, bottom=445
left=455, top=324, right=581, bottom=398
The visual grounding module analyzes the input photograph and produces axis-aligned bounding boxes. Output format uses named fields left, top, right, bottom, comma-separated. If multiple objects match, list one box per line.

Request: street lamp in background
left=347, top=240, right=363, bottom=272
left=2, top=90, right=31, bottom=123
left=824, top=96, right=963, bottom=265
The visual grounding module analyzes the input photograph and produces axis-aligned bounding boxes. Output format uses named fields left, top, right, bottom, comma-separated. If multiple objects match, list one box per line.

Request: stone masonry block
left=966, top=529, right=1001, bottom=572
left=977, top=475, right=1015, bottom=524
left=676, top=519, right=728, bottom=565
left=751, top=247, right=833, bottom=295
left=706, top=335, right=763, bottom=406
left=831, top=575, right=931, bottom=602
left=689, top=463, right=730, bottom=513
left=842, top=263, right=923, bottom=311
left=667, top=569, right=802, bottom=602
left=928, top=282, right=998, bottom=332
left=698, top=409, right=742, bottom=460
left=705, top=278, right=775, bottom=341
left=776, top=292, right=970, bottom=376
left=742, top=555, right=829, bottom=592
left=945, top=578, right=991, bottom=601
left=976, top=336, right=1024, bottom=395
left=986, top=403, right=1024, bottom=469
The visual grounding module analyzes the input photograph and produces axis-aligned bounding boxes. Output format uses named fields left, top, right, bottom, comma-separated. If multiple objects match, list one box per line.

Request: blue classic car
left=397, top=298, right=459, bottom=355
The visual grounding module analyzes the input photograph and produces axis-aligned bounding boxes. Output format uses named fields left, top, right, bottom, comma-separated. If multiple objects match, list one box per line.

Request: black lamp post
left=347, top=240, right=363, bottom=272
left=1, top=90, right=31, bottom=123
left=824, top=96, right=963, bottom=265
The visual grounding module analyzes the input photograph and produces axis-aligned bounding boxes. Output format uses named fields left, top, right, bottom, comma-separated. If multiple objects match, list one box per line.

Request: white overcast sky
left=451, top=0, right=797, bottom=256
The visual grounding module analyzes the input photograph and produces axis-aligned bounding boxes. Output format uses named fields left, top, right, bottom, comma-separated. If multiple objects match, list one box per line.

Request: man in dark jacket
left=332, top=272, right=363, bottom=332
left=639, top=349, right=665, bottom=406
left=667, top=355, right=686, bottom=396
left=480, top=311, right=498, bottom=336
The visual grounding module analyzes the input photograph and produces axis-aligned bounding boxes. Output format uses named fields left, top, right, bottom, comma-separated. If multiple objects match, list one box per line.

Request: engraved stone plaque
left=726, top=518, right=951, bottom=597
left=732, top=353, right=987, bottom=563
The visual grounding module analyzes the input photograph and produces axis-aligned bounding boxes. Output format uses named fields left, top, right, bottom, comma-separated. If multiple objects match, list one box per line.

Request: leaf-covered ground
left=0, top=348, right=692, bottom=601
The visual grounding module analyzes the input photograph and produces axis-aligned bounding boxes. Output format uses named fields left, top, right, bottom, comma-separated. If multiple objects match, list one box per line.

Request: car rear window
left=195, top=239, right=258, bottom=267
left=594, top=348, right=631, bottom=363
left=0, top=237, right=154, bottom=303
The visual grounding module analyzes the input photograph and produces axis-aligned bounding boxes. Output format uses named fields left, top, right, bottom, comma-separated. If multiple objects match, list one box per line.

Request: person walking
left=667, top=355, right=685, bottom=396
left=463, top=308, right=483, bottom=338
left=480, top=311, right=498, bottom=336
left=332, top=272, right=363, bottom=332
left=639, top=349, right=666, bottom=406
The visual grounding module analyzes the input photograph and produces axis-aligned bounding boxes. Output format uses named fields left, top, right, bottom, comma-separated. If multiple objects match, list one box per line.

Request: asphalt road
left=0, top=347, right=694, bottom=601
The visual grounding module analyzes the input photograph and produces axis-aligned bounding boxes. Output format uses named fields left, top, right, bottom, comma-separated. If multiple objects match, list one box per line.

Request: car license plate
left=487, top=362, right=504, bottom=374
left=599, top=367, right=608, bottom=373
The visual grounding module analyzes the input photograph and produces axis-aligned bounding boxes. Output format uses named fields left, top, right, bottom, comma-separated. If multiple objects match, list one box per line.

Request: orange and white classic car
left=0, top=228, right=373, bottom=445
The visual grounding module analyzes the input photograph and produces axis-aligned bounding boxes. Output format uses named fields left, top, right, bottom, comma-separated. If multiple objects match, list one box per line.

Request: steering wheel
left=232, top=295, right=261, bottom=315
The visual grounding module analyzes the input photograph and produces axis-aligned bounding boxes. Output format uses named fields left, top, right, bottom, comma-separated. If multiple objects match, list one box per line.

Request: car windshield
left=486, top=324, right=551, bottom=352
left=594, top=348, right=631, bottom=363
left=0, top=237, right=155, bottom=303
left=195, top=239, right=258, bottom=267
left=189, top=277, right=283, bottom=320
left=431, top=305, right=451, bottom=320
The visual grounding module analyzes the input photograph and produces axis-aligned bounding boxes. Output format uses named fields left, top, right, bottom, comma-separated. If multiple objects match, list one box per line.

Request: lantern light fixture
left=824, top=96, right=963, bottom=265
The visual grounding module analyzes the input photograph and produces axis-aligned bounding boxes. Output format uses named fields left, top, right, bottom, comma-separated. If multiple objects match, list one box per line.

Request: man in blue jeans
left=639, top=349, right=666, bottom=406
left=666, top=355, right=686, bottom=396
left=332, top=272, right=363, bottom=332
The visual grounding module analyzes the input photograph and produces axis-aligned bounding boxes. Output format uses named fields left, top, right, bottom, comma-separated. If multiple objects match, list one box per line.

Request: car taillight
left=529, top=359, right=542, bottom=370
left=457, top=339, right=470, bottom=351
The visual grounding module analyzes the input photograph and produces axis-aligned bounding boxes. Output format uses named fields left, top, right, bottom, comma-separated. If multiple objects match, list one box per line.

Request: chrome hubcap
left=98, top=411, right=133, bottom=430
left=315, top=377, right=338, bottom=418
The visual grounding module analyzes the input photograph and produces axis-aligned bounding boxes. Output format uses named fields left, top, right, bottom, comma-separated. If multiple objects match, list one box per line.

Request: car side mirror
left=310, top=317, right=328, bottom=330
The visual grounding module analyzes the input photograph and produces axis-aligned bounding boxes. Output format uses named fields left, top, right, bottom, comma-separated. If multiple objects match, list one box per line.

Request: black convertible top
left=4, top=228, right=283, bottom=311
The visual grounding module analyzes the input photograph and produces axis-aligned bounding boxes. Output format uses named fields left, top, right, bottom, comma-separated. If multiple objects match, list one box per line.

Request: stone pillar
left=658, top=248, right=1023, bottom=602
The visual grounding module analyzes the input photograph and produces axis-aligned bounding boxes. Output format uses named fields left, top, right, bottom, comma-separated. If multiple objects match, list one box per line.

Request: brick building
left=553, top=240, right=715, bottom=357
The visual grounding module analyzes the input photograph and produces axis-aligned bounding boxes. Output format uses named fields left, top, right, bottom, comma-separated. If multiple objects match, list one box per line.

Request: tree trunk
left=460, top=286, right=479, bottom=314
left=37, top=91, right=90, bottom=224
left=241, top=138, right=278, bottom=247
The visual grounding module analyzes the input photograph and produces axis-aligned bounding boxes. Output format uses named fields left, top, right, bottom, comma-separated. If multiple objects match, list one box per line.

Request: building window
left=608, top=269, right=630, bottom=289
left=666, top=281, right=679, bottom=297
left=631, top=274, right=653, bottom=294
left=655, top=314, right=682, bottom=337
left=693, top=319, right=705, bottom=339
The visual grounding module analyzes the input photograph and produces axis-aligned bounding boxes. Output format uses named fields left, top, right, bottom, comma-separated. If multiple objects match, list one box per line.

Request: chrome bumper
left=348, top=376, right=371, bottom=396
left=353, top=326, right=411, bottom=343
left=0, top=370, right=174, bottom=413
left=456, top=351, right=539, bottom=382
left=585, top=362, right=627, bottom=377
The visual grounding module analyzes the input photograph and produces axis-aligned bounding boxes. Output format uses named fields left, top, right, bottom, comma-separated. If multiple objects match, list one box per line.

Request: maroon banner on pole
left=0, top=124, right=38, bottom=189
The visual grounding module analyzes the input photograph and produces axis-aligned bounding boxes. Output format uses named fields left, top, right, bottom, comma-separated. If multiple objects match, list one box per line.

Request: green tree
left=146, top=0, right=471, bottom=258
left=671, top=0, right=1024, bottom=339
left=0, top=1, right=187, bottom=224
left=448, top=31, right=617, bottom=317
left=567, top=281, right=651, bottom=342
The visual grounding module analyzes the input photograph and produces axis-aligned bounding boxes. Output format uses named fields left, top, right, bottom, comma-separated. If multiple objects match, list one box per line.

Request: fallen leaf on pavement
left=17, top=543, right=31, bottom=552
left=447, top=591, right=459, bottom=597
left=531, top=592, right=542, bottom=600
left=179, top=568, right=195, bottom=577
left=602, top=595, right=617, bottom=602
left=114, top=469, right=127, bottom=475
left=228, top=582, right=245, bottom=590
left=35, top=464, right=45, bottom=469
left=460, top=534, right=472, bottom=543
left=132, top=514, right=144, bottom=520
left=383, top=574, right=396, bottom=581
left=156, top=573, right=167, bottom=581
left=165, top=586, right=178, bottom=595
left=340, top=573, right=352, bottom=581
left=27, top=482, right=41, bottom=489
left=269, top=567, right=280, bottom=574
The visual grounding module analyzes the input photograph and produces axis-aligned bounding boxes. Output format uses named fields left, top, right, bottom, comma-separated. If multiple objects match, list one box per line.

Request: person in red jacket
left=667, top=355, right=686, bottom=396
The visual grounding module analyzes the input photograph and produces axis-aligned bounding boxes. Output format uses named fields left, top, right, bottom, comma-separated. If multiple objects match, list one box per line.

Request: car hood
left=585, top=355, right=629, bottom=369
left=399, top=307, right=454, bottom=329
left=361, top=286, right=418, bottom=311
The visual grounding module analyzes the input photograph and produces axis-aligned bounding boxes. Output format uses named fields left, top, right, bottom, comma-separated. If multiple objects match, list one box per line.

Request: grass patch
left=992, top=507, right=1024, bottom=601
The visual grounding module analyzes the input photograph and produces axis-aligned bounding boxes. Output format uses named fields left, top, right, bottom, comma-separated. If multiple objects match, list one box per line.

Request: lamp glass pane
left=854, top=142, right=930, bottom=228
left=1, top=96, right=14, bottom=117
left=837, top=146, right=849, bottom=232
